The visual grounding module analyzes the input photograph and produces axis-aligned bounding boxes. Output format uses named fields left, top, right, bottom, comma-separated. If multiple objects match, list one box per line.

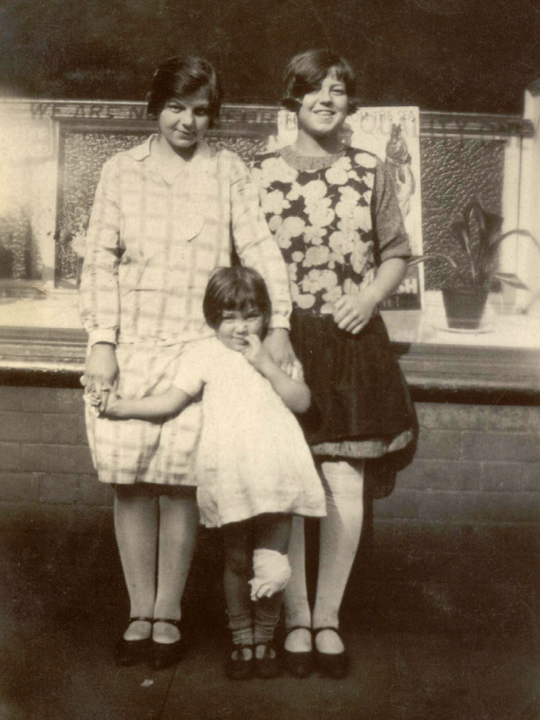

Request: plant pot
left=442, top=287, right=489, bottom=330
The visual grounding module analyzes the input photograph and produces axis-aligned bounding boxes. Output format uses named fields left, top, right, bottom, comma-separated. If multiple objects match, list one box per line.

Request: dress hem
left=201, top=506, right=327, bottom=529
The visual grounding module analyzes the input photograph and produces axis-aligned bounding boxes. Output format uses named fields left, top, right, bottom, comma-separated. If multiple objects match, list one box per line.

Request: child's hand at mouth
left=243, top=334, right=274, bottom=375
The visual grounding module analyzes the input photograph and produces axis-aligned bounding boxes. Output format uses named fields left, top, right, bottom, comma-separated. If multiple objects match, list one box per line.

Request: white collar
left=126, top=135, right=212, bottom=163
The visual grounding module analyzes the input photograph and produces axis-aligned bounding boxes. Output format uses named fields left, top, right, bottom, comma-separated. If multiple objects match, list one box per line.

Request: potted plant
left=409, top=198, right=538, bottom=329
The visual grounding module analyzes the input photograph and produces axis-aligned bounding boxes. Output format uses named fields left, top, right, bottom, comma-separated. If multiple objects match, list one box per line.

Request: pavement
left=0, top=507, right=538, bottom=720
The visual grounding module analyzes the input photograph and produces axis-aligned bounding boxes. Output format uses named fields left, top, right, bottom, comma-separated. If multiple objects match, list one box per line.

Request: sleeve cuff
left=268, top=315, right=291, bottom=331
left=380, top=246, right=412, bottom=262
left=88, top=329, right=118, bottom=347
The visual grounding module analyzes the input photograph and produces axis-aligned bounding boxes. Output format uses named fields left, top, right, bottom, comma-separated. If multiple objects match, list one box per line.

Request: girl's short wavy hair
left=147, top=56, right=222, bottom=125
left=203, top=266, right=272, bottom=336
left=282, top=49, right=358, bottom=115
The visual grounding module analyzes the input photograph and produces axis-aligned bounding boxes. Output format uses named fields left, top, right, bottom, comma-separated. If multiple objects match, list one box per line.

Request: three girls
left=82, top=48, right=415, bottom=680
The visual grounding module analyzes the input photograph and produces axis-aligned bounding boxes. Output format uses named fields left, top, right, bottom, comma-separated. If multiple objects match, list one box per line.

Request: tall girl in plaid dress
left=80, top=57, right=295, bottom=670
left=251, top=49, right=416, bottom=678
left=99, top=267, right=326, bottom=679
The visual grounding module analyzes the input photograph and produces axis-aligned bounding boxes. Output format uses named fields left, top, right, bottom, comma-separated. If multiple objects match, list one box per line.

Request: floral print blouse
left=251, top=146, right=410, bottom=316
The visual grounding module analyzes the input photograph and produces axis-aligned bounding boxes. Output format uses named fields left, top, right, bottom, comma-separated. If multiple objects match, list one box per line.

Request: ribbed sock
left=228, top=609, right=253, bottom=647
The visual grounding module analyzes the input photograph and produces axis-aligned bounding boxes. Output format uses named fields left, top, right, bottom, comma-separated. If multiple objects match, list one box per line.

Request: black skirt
left=290, top=312, right=416, bottom=447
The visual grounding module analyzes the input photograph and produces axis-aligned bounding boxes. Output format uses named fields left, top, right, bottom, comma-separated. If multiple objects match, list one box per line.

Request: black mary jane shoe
left=254, top=641, right=282, bottom=679
left=313, top=627, right=349, bottom=679
left=114, top=616, right=153, bottom=667
left=282, top=626, right=314, bottom=679
left=151, top=618, right=184, bottom=671
left=225, top=644, right=254, bottom=680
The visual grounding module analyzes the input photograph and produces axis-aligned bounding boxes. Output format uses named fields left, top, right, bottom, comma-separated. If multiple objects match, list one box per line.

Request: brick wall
left=1, top=383, right=538, bottom=630
left=1, top=385, right=539, bottom=525
left=376, top=403, right=540, bottom=526
left=0, top=386, right=110, bottom=507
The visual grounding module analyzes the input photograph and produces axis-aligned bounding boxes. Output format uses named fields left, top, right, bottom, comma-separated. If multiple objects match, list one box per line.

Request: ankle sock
left=228, top=610, right=253, bottom=647
left=254, top=594, right=282, bottom=646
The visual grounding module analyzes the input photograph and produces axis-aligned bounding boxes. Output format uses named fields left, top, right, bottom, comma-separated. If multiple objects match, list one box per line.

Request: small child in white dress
left=99, top=266, right=326, bottom=680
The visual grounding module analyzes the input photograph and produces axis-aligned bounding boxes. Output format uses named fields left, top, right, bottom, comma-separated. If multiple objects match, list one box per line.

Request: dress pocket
left=171, top=207, right=205, bottom=243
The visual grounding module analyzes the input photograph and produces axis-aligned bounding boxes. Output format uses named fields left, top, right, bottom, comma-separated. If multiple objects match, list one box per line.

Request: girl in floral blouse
left=251, top=49, right=416, bottom=678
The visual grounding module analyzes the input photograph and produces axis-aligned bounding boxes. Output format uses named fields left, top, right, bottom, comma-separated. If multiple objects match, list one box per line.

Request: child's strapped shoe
left=254, top=642, right=282, bottom=679
left=225, top=645, right=254, bottom=680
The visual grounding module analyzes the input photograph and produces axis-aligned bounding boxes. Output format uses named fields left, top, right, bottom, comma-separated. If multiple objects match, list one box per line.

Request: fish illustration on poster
left=273, top=107, right=424, bottom=310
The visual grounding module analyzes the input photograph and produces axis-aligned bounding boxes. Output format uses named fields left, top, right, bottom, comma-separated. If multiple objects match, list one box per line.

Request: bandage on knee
left=249, top=548, right=291, bottom=601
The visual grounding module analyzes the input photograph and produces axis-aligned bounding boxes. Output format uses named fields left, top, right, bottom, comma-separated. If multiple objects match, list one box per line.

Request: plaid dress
left=80, top=136, right=292, bottom=485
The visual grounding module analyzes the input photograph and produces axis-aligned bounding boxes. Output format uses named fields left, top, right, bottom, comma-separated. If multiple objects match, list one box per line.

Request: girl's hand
left=81, top=343, right=119, bottom=412
left=263, top=328, right=298, bottom=377
left=333, top=287, right=378, bottom=334
left=100, top=392, right=123, bottom=418
left=243, top=334, right=274, bottom=375
left=83, top=389, right=102, bottom=417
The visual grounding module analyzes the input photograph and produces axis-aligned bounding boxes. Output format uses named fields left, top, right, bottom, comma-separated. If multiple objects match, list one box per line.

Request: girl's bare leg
left=222, top=522, right=254, bottom=656
left=255, top=513, right=291, bottom=554
left=253, top=514, right=292, bottom=657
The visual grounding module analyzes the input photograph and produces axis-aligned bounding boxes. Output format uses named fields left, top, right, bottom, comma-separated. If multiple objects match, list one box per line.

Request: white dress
left=174, top=338, right=326, bottom=528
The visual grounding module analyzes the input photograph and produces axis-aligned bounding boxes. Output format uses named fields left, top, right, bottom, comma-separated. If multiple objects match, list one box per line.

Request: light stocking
left=114, top=489, right=158, bottom=641
left=283, top=516, right=312, bottom=652
left=153, top=492, right=199, bottom=643
left=313, top=460, right=364, bottom=653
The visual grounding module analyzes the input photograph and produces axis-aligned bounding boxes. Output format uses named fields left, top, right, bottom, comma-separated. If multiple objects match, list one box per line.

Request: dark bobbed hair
left=282, top=49, right=358, bottom=115
left=203, top=266, right=272, bottom=336
left=147, top=56, right=222, bottom=125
